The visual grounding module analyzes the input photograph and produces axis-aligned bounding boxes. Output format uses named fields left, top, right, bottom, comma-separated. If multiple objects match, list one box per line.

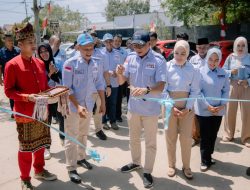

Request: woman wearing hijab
left=38, top=43, right=64, bottom=160
left=222, top=37, right=250, bottom=147
left=164, top=40, right=200, bottom=179
left=194, top=48, right=230, bottom=172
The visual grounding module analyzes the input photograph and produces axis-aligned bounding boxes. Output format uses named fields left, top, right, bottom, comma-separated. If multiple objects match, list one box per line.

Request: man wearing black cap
left=0, top=32, right=20, bottom=116
left=189, top=37, right=209, bottom=147
left=116, top=30, right=166, bottom=188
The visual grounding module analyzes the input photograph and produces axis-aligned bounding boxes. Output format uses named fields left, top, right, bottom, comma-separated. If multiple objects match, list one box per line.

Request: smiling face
left=78, top=43, right=94, bottom=62
left=174, top=46, right=187, bottom=65
left=39, top=46, right=50, bottom=61
left=208, top=53, right=220, bottom=70
left=236, top=40, right=246, bottom=57
left=104, top=39, right=113, bottom=51
left=113, top=36, right=122, bottom=49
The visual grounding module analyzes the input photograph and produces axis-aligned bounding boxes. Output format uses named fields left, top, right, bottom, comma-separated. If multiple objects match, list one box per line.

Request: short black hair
left=90, top=31, right=97, bottom=37
left=149, top=32, right=158, bottom=39
left=114, top=34, right=122, bottom=40
left=176, top=33, right=189, bottom=41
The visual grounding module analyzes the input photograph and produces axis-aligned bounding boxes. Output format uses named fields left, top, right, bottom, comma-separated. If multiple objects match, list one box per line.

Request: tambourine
left=36, top=86, right=70, bottom=104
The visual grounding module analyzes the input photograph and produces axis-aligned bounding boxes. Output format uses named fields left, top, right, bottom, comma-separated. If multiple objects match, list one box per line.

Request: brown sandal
left=182, top=168, right=193, bottom=180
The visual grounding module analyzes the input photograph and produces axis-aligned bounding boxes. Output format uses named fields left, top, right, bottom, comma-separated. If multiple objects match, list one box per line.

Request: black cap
left=132, top=30, right=150, bottom=45
left=197, top=38, right=209, bottom=45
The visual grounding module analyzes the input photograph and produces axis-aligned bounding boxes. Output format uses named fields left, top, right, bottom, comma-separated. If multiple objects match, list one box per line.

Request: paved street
left=0, top=86, right=249, bottom=190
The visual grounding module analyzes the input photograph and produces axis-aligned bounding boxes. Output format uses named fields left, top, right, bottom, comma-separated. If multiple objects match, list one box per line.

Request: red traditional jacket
left=4, top=54, right=49, bottom=122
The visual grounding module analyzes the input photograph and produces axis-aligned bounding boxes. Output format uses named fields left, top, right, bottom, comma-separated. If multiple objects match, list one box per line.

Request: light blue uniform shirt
left=124, top=49, right=167, bottom=116
left=62, top=54, right=105, bottom=113
left=223, top=53, right=250, bottom=84
left=54, top=49, right=66, bottom=72
left=194, top=65, right=230, bottom=116
left=102, top=48, right=123, bottom=88
left=164, top=59, right=200, bottom=109
left=189, top=54, right=206, bottom=69
left=114, top=47, right=128, bottom=63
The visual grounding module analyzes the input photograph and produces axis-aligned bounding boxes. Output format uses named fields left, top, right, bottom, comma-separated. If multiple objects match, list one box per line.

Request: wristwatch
left=106, top=85, right=112, bottom=88
left=145, top=86, right=151, bottom=95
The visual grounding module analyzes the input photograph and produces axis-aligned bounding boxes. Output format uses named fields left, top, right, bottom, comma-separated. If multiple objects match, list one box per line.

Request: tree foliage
left=161, top=0, right=250, bottom=26
left=105, top=0, right=150, bottom=21
left=40, top=3, right=84, bottom=33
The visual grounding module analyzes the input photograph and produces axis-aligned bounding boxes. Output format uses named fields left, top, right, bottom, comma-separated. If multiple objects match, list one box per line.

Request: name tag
left=146, top=63, right=155, bottom=69
left=217, top=75, right=225, bottom=78
left=75, top=70, right=84, bottom=74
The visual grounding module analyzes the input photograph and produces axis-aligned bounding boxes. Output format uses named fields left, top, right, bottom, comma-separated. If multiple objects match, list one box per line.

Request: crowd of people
left=0, top=22, right=250, bottom=190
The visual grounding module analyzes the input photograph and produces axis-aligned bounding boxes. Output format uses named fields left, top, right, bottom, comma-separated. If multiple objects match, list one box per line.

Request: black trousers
left=116, top=83, right=128, bottom=119
left=9, top=99, right=14, bottom=111
left=48, top=103, right=65, bottom=141
left=196, top=115, right=222, bottom=166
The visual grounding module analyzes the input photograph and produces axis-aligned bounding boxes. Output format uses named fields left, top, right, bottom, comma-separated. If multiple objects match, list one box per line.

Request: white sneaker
left=60, top=139, right=65, bottom=146
left=44, top=149, right=51, bottom=160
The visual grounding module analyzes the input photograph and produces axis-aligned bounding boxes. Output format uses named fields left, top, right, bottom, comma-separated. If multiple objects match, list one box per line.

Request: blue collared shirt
left=114, top=47, right=128, bottom=63
left=0, top=46, right=20, bottom=75
left=124, top=49, right=167, bottom=116
left=163, top=59, right=201, bottom=109
left=223, top=53, right=250, bottom=84
left=189, top=54, right=206, bottom=69
left=54, top=49, right=67, bottom=72
left=194, top=65, right=230, bottom=116
left=62, top=54, right=105, bottom=113
left=102, top=48, right=123, bottom=88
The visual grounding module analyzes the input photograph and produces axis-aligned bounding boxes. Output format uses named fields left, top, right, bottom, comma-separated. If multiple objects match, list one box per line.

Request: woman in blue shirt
left=194, top=48, right=230, bottom=172
left=222, top=37, right=250, bottom=147
left=164, top=40, right=200, bottom=179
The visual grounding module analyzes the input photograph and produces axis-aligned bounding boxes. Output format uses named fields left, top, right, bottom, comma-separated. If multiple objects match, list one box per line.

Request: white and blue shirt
left=102, top=48, right=123, bottom=88
left=62, top=54, right=105, bottom=113
left=194, top=65, right=230, bottom=116
left=189, top=54, right=206, bottom=69
left=223, top=53, right=250, bottom=84
left=124, top=49, right=167, bottom=116
left=164, top=59, right=201, bottom=110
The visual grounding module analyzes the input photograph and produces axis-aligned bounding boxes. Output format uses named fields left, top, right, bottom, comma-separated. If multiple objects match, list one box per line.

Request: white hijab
left=174, top=40, right=190, bottom=56
left=233, top=36, right=248, bottom=58
left=173, top=40, right=190, bottom=64
left=206, top=47, right=222, bottom=65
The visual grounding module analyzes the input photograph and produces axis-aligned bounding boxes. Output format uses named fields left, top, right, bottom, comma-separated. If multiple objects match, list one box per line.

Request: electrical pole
left=24, top=0, right=28, bottom=18
left=32, top=0, right=41, bottom=47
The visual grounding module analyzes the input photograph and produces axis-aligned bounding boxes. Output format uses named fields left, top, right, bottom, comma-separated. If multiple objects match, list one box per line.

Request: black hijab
left=38, top=43, right=61, bottom=83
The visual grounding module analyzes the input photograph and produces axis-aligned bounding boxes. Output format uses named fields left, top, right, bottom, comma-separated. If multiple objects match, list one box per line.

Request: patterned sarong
left=16, top=121, right=51, bottom=152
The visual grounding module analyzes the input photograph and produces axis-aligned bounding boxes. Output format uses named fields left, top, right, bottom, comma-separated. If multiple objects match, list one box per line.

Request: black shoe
left=210, top=159, right=216, bottom=165
left=246, top=167, right=250, bottom=176
left=117, top=117, right=123, bottom=122
left=121, top=163, right=141, bottom=173
left=77, top=159, right=93, bottom=170
left=11, top=114, right=14, bottom=119
left=111, top=123, right=119, bottom=130
left=68, top=170, right=81, bottom=184
left=96, top=130, right=107, bottom=140
left=143, top=173, right=153, bottom=188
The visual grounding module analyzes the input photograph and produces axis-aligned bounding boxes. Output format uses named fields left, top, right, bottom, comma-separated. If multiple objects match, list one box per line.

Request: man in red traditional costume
left=4, top=23, right=57, bottom=190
